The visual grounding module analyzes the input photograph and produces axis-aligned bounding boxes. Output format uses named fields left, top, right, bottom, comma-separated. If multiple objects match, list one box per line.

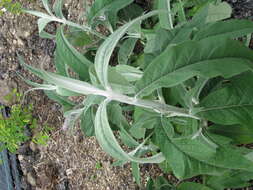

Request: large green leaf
left=55, top=26, right=92, bottom=81
left=115, top=65, right=143, bottom=82
left=118, top=3, right=143, bottom=21
left=143, top=27, right=192, bottom=55
left=41, top=0, right=52, bottom=15
left=208, top=124, right=253, bottom=144
left=197, top=71, right=253, bottom=127
left=108, top=68, right=136, bottom=94
left=94, top=11, right=158, bottom=90
left=80, top=95, right=103, bottom=136
left=89, top=65, right=136, bottom=94
left=177, top=182, right=213, bottom=190
left=20, top=62, right=106, bottom=97
left=87, top=0, right=133, bottom=29
left=189, top=2, right=231, bottom=27
left=131, top=162, right=141, bottom=186
left=194, top=19, right=253, bottom=41
left=117, top=38, right=137, bottom=65
left=94, top=100, right=165, bottom=163
left=207, top=170, right=253, bottom=190
left=53, top=0, right=64, bottom=18
left=81, top=107, right=95, bottom=136
left=136, top=38, right=253, bottom=97
left=155, top=117, right=253, bottom=179
left=158, top=0, right=173, bottom=29
left=146, top=176, right=175, bottom=190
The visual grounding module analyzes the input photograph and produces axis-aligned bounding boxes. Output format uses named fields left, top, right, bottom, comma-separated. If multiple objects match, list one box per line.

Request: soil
left=0, top=0, right=253, bottom=190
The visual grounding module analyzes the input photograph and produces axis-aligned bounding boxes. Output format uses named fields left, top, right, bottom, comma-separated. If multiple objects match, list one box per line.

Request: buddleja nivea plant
left=20, top=0, right=253, bottom=188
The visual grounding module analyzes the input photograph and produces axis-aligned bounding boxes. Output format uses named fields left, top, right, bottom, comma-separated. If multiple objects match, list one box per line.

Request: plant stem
left=167, top=0, right=173, bottom=29
left=53, top=17, right=106, bottom=39
left=103, top=90, right=198, bottom=119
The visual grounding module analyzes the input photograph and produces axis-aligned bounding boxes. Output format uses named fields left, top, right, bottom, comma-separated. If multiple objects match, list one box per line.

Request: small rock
left=27, top=172, right=37, bottom=186
left=30, top=142, right=38, bottom=152
left=18, top=155, right=24, bottom=161
left=66, top=168, right=73, bottom=176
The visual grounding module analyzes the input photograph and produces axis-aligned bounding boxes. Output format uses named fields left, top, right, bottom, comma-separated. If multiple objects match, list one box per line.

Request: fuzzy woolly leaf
left=194, top=19, right=253, bottom=41
left=56, top=27, right=92, bottom=81
left=178, top=182, right=212, bottom=190
left=155, top=118, right=253, bottom=179
left=136, top=38, right=253, bottom=97
left=94, top=100, right=165, bottom=163
left=197, top=72, right=253, bottom=128
left=94, top=11, right=158, bottom=90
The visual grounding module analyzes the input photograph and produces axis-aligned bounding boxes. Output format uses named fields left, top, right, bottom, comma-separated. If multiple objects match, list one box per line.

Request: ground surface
left=0, top=0, right=253, bottom=190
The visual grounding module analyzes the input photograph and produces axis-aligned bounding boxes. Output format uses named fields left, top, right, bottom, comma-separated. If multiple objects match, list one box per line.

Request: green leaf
left=108, top=67, right=136, bottom=94
left=118, top=3, right=144, bottom=21
left=115, top=65, right=143, bottom=82
left=45, top=90, right=75, bottom=111
left=173, top=0, right=186, bottom=24
left=53, top=0, right=64, bottom=18
left=130, top=114, right=158, bottom=139
left=89, top=65, right=136, bottom=94
left=194, top=19, right=253, bottom=41
left=184, top=77, right=208, bottom=108
left=131, top=162, right=141, bottom=186
left=94, top=10, right=159, bottom=90
left=204, top=2, right=231, bottom=23
left=119, top=125, right=139, bottom=148
left=94, top=100, right=165, bottom=163
left=37, top=17, right=53, bottom=34
left=163, top=85, right=188, bottom=107
left=118, top=38, right=137, bottom=65
left=207, top=170, right=253, bottom=190
left=190, top=2, right=232, bottom=27
left=34, top=10, right=54, bottom=39
left=146, top=176, right=175, bottom=190
left=158, top=0, right=173, bottom=29
left=80, top=95, right=104, bottom=136
left=55, top=87, right=81, bottom=96
left=208, top=124, right=253, bottom=144
left=143, top=26, right=192, bottom=55
left=177, top=182, right=213, bottom=190
left=56, top=26, right=92, bottom=81
left=136, top=38, right=253, bottom=97
left=23, top=10, right=54, bottom=20
left=39, top=30, right=55, bottom=39
left=63, top=108, right=83, bottom=130
left=81, top=107, right=95, bottom=136
left=197, top=71, right=253, bottom=128
left=22, top=66, right=104, bottom=96
left=155, top=117, right=253, bottom=179
left=67, top=29, right=93, bottom=47
left=41, top=0, right=52, bottom=15
left=130, top=108, right=160, bottom=139
left=88, top=0, right=134, bottom=29
left=143, top=28, right=173, bottom=54
left=158, top=160, right=172, bottom=173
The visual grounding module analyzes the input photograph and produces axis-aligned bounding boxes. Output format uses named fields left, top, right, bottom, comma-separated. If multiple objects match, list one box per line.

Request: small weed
left=90, top=174, right=97, bottom=180
left=0, top=0, right=22, bottom=15
left=0, top=89, right=51, bottom=152
left=95, top=162, right=102, bottom=169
